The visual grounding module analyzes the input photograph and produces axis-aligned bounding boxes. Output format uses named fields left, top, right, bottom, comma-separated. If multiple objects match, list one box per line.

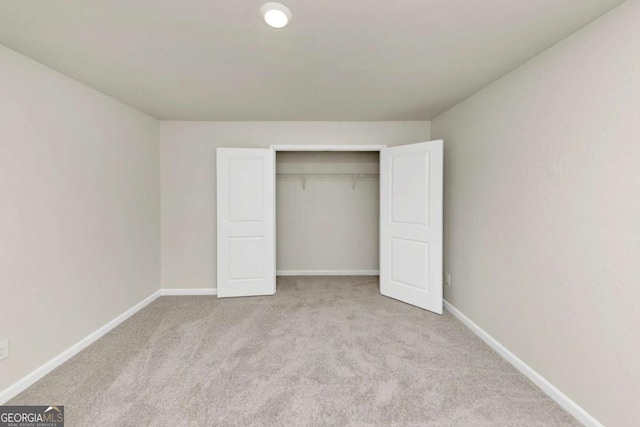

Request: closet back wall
left=276, top=152, right=379, bottom=274
left=160, top=121, right=430, bottom=290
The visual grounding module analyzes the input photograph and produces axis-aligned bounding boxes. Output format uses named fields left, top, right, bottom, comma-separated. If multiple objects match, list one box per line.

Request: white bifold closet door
left=216, top=148, right=275, bottom=298
left=380, top=140, right=443, bottom=314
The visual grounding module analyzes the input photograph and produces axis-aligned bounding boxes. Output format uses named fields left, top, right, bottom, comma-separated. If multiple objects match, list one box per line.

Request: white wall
left=0, top=45, right=160, bottom=392
left=276, top=152, right=379, bottom=273
left=160, top=121, right=430, bottom=289
left=431, top=2, right=640, bottom=425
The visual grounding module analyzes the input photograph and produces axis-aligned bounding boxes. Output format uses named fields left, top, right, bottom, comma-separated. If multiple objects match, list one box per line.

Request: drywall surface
left=0, top=45, right=160, bottom=392
left=276, top=152, right=379, bottom=272
left=160, top=121, right=430, bottom=288
left=431, top=2, right=640, bottom=425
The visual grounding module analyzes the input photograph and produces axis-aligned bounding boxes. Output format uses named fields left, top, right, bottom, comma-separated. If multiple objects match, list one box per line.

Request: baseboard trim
left=443, top=300, right=603, bottom=427
left=160, top=288, right=217, bottom=296
left=276, top=270, right=379, bottom=276
left=0, top=290, right=161, bottom=405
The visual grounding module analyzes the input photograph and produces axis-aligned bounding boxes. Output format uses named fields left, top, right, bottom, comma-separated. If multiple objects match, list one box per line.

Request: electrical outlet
left=0, top=338, right=8, bottom=361
left=445, top=273, right=451, bottom=286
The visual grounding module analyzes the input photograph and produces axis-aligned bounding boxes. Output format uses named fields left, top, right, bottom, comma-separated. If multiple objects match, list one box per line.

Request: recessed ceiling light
left=260, top=2, right=292, bottom=29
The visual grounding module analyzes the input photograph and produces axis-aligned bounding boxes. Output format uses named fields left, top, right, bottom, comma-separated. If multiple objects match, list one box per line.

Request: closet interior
left=275, top=151, right=380, bottom=279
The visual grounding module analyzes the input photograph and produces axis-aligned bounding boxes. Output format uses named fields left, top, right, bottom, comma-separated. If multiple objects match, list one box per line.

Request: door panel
left=391, top=238, right=429, bottom=290
left=380, top=140, right=443, bottom=313
left=391, top=153, right=429, bottom=224
left=228, top=156, right=264, bottom=221
left=217, top=148, right=275, bottom=297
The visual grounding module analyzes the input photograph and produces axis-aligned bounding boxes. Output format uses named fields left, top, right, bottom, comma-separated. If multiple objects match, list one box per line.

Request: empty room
left=0, top=1, right=638, bottom=426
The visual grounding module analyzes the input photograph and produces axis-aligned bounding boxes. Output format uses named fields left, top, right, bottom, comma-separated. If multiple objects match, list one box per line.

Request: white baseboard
left=160, top=288, right=217, bottom=296
left=0, top=290, right=161, bottom=405
left=443, top=300, right=603, bottom=427
left=276, top=270, right=379, bottom=276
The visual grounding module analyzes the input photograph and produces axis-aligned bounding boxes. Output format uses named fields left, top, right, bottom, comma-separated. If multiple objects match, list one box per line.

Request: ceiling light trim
left=260, top=2, right=292, bottom=29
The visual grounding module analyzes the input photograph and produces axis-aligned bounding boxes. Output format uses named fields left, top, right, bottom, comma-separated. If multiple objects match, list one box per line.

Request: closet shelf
left=276, top=173, right=379, bottom=191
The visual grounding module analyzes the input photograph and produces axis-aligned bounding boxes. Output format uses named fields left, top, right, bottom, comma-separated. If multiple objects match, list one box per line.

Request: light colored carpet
left=9, top=276, right=579, bottom=426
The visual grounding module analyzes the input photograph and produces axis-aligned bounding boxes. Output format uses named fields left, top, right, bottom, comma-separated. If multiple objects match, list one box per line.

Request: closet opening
left=275, top=151, right=380, bottom=283
left=217, top=141, right=442, bottom=313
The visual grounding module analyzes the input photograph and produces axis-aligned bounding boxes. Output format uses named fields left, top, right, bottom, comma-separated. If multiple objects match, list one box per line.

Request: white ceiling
left=0, top=0, right=625, bottom=120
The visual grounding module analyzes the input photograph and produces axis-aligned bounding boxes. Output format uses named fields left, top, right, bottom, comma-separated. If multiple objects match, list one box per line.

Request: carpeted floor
left=10, top=276, right=579, bottom=426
